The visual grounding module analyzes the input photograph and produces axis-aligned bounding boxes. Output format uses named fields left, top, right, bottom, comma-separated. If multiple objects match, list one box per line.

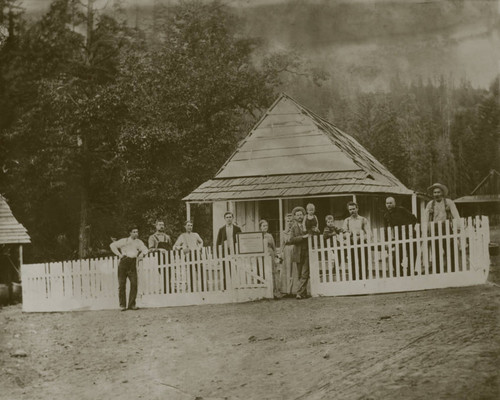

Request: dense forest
left=0, top=0, right=498, bottom=262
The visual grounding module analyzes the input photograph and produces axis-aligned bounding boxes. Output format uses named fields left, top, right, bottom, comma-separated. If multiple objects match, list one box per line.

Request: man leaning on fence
left=384, top=197, right=417, bottom=277
left=342, top=202, right=371, bottom=280
left=422, top=183, right=461, bottom=273
left=110, top=227, right=149, bottom=311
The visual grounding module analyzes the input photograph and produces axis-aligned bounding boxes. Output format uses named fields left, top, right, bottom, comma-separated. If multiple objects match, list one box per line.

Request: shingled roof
left=0, top=195, right=30, bottom=244
left=184, top=93, right=413, bottom=202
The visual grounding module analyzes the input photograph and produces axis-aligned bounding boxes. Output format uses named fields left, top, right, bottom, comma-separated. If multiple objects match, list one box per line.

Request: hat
left=428, top=183, right=448, bottom=196
left=291, top=206, right=306, bottom=216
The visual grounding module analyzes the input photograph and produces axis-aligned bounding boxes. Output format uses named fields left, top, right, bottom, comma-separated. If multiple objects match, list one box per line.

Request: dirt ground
left=1, top=240, right=499, bottom=400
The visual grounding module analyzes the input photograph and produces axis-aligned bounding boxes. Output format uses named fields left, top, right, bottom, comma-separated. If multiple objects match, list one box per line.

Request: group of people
left=109, top=219, right=203, bottom=311
left=260, top=182, right=460, bottom=300
left=109, top=181, right=460, bottom=309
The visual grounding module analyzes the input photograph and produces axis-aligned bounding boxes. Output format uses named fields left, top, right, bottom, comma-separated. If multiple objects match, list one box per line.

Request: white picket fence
left=21, top=216, right=491, bottom=312
left=309, top=216, right=491, bottom=296
left=21, top=247, right=273, bottom=312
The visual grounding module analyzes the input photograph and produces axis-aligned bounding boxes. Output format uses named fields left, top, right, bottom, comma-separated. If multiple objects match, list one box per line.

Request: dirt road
left=2, top=272, right=499, bottom=400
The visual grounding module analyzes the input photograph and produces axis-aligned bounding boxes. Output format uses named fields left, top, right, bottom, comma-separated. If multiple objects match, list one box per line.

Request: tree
left=116, top=0, right=309, bottom=242
left=2, top=0, right=135, bottom=260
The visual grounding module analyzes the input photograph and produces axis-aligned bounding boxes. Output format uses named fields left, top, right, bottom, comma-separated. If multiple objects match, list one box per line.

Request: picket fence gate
left=21, top=246, right=273, bottom=312
left=309, top=216, right=491, bottom=296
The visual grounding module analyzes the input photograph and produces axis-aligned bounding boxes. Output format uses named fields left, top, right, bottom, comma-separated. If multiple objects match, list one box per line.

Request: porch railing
left=308, top=216, right=490, bottom=296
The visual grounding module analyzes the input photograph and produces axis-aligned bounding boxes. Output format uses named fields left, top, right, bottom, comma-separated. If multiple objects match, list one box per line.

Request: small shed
left=0, top=194, right=30, bottom=286
left=455, top=169, right=500, bottom=225
left=184, top=93, right=425, bottom=244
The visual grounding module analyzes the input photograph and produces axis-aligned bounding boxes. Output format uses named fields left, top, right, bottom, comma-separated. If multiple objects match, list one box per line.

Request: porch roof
left=184, top=171, right=414, bottom=202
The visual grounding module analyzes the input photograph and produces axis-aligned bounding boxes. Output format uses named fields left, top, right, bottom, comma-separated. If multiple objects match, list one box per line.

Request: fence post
left=309, top=235, right=320, bottom=295
left=263, top=253, right=273, bottom=299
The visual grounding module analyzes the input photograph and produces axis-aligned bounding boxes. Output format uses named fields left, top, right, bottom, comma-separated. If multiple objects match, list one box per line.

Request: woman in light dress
left=279, top=213, right=299, bottom=296
left=260, top=219, right=281, bottom=298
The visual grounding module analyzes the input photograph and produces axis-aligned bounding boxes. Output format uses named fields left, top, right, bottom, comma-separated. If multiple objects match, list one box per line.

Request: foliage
left=0, top=0, right=498, bottom=262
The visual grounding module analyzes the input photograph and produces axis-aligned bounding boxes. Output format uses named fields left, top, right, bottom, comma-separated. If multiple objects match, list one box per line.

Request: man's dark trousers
left=118, top=256, right=138, bottom=309
left=296, top=251, right=310, bottom=297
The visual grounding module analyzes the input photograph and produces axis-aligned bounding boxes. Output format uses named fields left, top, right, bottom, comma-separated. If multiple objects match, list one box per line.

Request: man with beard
left=384, top=197, right=417, bottom=277
left=287, top=206, right=311, bottom=299
left=422, top=183, right=461, bottom=273
left=148, top=220, right=172, bottom=252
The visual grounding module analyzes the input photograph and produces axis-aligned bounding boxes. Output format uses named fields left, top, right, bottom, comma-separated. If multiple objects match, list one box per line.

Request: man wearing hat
left=286, top=206, right=311, bottom=299
left=422, top=183, right=461, bottom=273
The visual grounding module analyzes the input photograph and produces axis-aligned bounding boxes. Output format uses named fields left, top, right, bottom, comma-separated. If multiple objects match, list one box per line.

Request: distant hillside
left=22, top=0, right=500, bottom=90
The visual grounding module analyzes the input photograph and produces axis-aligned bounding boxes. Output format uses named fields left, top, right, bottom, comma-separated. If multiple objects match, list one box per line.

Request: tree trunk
left=78, top=134, right=90, bottom=259
left=78, top=0, right=94, bottom=259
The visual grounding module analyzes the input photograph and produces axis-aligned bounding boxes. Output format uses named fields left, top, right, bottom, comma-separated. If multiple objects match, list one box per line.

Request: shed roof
left=185, top=93, right=413, bottom=202
left=454, top=194, right=500, bottom=204
left=471, top=169, right=500, bottom=196
left=0, top=195, right=31, bottom=244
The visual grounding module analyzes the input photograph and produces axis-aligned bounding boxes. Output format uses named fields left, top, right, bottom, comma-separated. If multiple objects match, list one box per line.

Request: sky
left=18, top=0, right=500, bottom=90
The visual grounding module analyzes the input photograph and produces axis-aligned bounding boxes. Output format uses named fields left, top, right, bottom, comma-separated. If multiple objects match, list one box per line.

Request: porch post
left=278, top=198, right=284, bottom=246
left=352, top=194, right=357, bottom=203
left=18, top=245, right=23, bottom=282
left=186, top=202, right=191, bottom=222
left=411, top=193, right=417, bottom=215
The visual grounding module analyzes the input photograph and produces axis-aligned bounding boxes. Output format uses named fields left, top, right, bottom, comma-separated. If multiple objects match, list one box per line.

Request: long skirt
left=280, top=245, right=299, bottom=294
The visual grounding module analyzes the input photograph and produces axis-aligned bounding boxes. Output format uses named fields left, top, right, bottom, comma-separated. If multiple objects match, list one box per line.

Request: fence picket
left=437, top=222, right=445, bottom=274
left=387, top=228, right=393, bottom=278
left=339, top=236, right=347, bottom=282
left=394, top=226, right=400, bottom=278
left=430, top=222, right=437, bottom=275
left=445, top=221, right=452, bottom=273
left=332, top=238, right=340, bottom=283
left=408, top=225, right=415, bottom=277
left=380, top=229, right=387, bottom=279
left=373, top=229, right=379, bottom=279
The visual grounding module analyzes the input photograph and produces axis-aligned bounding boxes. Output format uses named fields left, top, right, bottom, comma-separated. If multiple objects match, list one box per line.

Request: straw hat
left=427, top=183, right=448, bottom=196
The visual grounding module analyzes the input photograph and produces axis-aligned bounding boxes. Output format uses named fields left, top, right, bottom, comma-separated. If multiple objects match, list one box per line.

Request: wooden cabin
left=183, top=93, right=425, bottom=245
left=0, top=195, right=30, bottom=290
left=455, top=169, right=500, bottom=225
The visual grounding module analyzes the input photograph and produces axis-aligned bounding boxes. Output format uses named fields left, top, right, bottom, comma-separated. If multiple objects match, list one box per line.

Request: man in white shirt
left=174, top=220, right=204, bottom=253
left=342, top=202, right=371, bottom=280
left=422, top=183, right=461, bottom=273
left=110, top=227, right=149, bottom=311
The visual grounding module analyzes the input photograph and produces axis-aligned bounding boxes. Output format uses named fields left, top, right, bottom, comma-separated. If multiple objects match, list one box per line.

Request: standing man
left=384, top=197, right=417, bottom=276
left=342, top=202, right=371, bottom=280
left=422, top=183, right=461, bottom=273
left=174, top=220, right=204, bottom=253
left=148, top=220, right=172, bottom=252
left=216, top=211, right=242, bottom=253
left=110, top=226, right=149, bottom=311
left=287, top=206, right=310, bottom=299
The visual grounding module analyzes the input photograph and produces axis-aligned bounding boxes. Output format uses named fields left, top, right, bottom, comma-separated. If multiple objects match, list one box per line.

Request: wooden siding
left=0, top=195, right=30, bottom=244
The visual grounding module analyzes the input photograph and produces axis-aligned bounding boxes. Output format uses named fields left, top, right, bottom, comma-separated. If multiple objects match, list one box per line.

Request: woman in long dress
left=260, top=219, right=281, bottom=298
left=279, top=213, right=299, bottom=296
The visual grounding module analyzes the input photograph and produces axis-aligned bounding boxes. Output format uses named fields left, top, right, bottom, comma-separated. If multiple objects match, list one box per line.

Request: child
left=303, top=203, right=320, bottom=235
left=323, top=215, right=343, bottom=242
